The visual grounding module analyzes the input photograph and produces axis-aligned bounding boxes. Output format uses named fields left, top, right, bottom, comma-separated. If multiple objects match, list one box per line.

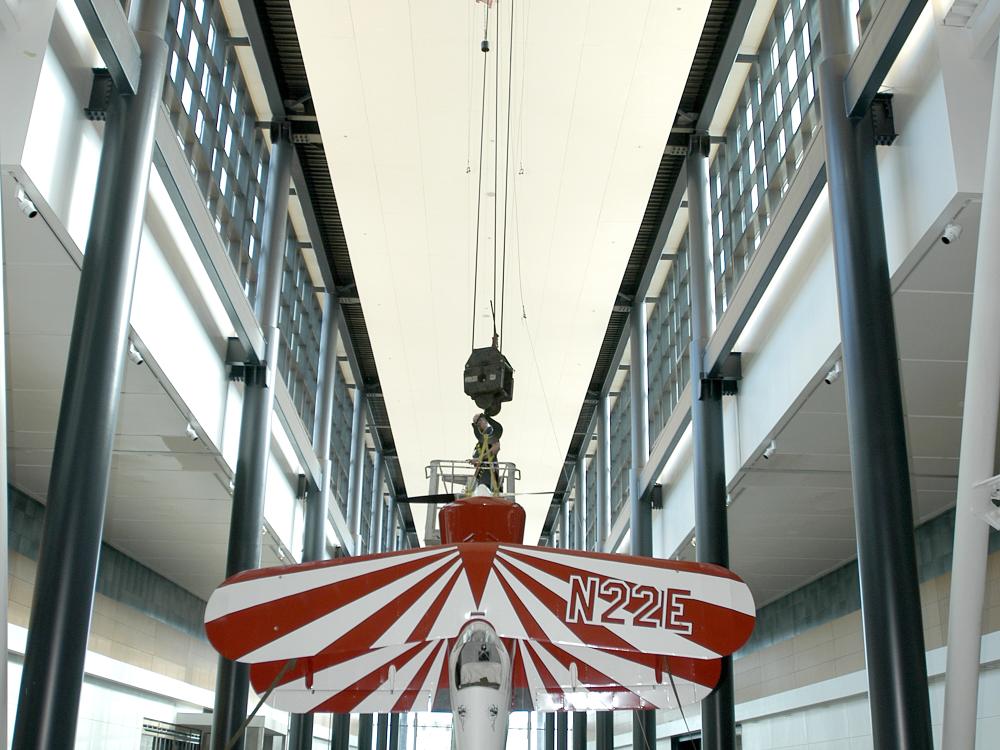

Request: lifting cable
left=470, top=0, right=516, bottom=353
left=470, top=3, right=490, bottom=350
left=499, top=0, right=515, bottom=351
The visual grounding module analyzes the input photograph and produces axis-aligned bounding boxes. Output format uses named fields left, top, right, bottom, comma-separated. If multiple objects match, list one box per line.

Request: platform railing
left=421, top=460, right=521, bottom=543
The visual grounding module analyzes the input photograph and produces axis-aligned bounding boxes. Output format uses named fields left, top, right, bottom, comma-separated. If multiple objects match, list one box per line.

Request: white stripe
left=424, top=573, right=476, bottom=641
left=241, top=552, right=460, bottom=662
left=372, top=559, right=464, bottom=648
left=476, top=570, right=529, bottom=639
left=206, top=546, right=459, bottom=622
left=497, top=545, right=755, bottom=616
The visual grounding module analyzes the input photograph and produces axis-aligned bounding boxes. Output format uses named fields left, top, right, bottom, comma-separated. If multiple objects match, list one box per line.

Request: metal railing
left=709, top=0, right=821, bottom=318
left=422, top=460, right=521, bottom=543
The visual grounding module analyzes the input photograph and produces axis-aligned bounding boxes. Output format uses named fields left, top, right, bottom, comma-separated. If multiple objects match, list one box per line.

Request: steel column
left=941, top=38, right=1000, bottom=750
left=597, top=395, right=612, bottom=547
left=556, top=712, right=568, bottom=750
left=544, top=713, right=555, bottom=750
left=347, top=386, right=366, bottom=549
left=816, top=4, right=933, bottom=749
left=288, top=296, right=338, bottom=750
left=575, top=456, right=587, bottom=550
left=330, top=712, right=350, bottom=750
left=211, top=122, right=293, bottom=750
left=572, top=711, right=587, bottom=750
left=629, top=300, right=655, bottom=748
left=375, top=714, right=388, bottom=750
left=595, top=712, right=613, bottom=750
left=0, top=165, right=6, bottom=750
left=358, top=714, right=373, bottom=750
left=687, top=133, right=735, bottom=750
left=10, top=2, right=169, bottom=747
left=370, top=450, right=384, bottom=554
left=384, top=491, right=397, bottom=553
left=388, top=715, right=400, bottom=750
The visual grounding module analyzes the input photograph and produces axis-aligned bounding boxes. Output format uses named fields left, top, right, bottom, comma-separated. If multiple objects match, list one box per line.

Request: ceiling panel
left=290, top=0, right=712, bottom=541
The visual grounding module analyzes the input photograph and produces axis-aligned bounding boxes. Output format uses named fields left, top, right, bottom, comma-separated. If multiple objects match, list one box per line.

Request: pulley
left=463, top=342, right=514, bottom=416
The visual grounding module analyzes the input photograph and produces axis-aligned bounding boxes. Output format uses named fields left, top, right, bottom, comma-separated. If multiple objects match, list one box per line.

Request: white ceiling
left=289, top=0, right=712, bottom=541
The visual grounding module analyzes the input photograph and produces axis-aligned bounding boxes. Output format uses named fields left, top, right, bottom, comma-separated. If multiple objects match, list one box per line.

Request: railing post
left=816, top=3, right=932, bottom=748
left=10, top=2, right=171, bottom=747
left=688, top=132, right=735, bottom=750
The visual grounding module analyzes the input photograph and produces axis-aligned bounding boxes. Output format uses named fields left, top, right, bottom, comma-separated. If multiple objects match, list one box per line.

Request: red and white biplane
left=205, top=494, right=755, bottom=749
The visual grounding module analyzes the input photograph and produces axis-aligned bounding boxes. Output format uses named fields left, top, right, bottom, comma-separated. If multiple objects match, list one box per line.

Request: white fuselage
left=448, top=621, right=512, bottom=750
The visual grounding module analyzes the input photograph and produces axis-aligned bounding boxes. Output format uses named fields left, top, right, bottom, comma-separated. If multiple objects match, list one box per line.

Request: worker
left=470, top=412, right=502, bottom=490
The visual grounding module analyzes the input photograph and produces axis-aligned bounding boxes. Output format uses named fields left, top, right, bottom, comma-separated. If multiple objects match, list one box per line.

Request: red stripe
left=207, top=549, right=455, bottom=659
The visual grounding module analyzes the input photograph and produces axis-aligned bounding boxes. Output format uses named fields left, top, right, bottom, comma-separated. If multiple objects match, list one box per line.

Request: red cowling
left=438, top=496, right=525, bottom=544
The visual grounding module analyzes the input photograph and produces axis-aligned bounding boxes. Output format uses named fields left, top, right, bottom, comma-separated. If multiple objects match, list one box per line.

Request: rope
left=499, top=0, right=515, bottom=351
left=492, top=0, right=500, bottom=340
left=470, top=4, right=490, bottom=349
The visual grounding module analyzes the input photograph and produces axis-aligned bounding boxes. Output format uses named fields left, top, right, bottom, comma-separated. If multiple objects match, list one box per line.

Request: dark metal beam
left=211, top=126, right=294, bottom=750
left=817, top=3, right=932, bottom=748
left=688, top=133, right=735, bottom=750
left=10, top=0, right=170, bottom=747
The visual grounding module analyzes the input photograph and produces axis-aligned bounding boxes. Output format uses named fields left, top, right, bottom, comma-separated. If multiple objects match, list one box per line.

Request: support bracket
left=84, top=68, right=114, bottom=121
left=871, top=92, right=897, bottom=146
left=699, top=352, right=742, bottom=399
left=225, top=337, right=267, bottom=384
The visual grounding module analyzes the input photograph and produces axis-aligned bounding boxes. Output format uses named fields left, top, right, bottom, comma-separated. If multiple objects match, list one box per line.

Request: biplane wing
left=247, top=639, right=722, bottom=714
left=205, top=542, right=754, bottom=664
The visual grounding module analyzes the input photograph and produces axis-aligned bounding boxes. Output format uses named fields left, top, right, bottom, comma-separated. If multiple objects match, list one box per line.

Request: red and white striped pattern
left=205, top=542, right=755, bottom=712
left=248, top=639, right=721, bottom=713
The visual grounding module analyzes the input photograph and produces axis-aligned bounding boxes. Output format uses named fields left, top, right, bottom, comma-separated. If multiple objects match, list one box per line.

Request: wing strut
left=224, top=658, right=298, bottom=750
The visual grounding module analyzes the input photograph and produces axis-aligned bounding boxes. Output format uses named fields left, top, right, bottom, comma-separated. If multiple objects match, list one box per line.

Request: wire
left=470, top=3, right=490, bottom=350
left=492, top=0, right=500, bottom=340
left=522, top=314, right=571, bottom=489
left=499, top=0, right=515, bottom=351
